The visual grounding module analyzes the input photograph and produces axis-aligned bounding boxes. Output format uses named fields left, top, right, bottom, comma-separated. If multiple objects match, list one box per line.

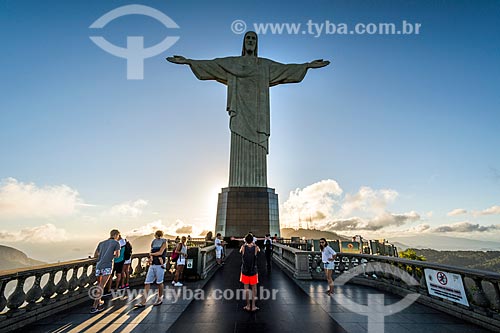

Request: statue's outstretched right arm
left=166, top=55, right=227, bottom=84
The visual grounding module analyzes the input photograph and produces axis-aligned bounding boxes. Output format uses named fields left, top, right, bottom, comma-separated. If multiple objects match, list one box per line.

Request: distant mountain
left=0, top=245, right=46, bottom=271
left=411, top=248, right=500, bottom=274
left=390, top=235, right=500, bottom=251
left=392, top=241, right=411, bottom=250
left=280, top=228, right=349, bottom=241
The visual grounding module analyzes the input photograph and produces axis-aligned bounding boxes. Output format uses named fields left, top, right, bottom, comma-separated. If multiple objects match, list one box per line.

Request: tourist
left=215, top=233, right=225, bottom=266
left=264, top=234, right=273, bottom=269
left=120, top=238, right=133, bottom=289
left=248, top=231, right=257, bottom=245
left=135, top=230, right=167, bottom=307
left=173, top=236, right=188, bottom=287
left=91, top=229, right=121, bottom=313
left=111, top=235, right=127, bottom=291
left=320, top=238, right=337, bottom=295
left=240, top=233, right=260, bottom=311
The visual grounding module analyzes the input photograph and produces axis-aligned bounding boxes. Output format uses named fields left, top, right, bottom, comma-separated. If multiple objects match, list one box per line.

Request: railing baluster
left=471, top=277, right=490, bottom=308
left=0, top=279, right=7, bottom=312
left=7, top=276, right=27, bottom=310
left=25, top=273, right=43, bottom=309
left=68, top=267, right=79, bottom=293
left=42, top=271, right=56, bottom=303
left=55, top=268, right=69, bottom=297
left=492, top=281, right=500, bottom=311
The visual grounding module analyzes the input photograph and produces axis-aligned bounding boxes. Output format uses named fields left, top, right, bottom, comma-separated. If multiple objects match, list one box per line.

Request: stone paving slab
left=293, top=277, right=492, bottom=332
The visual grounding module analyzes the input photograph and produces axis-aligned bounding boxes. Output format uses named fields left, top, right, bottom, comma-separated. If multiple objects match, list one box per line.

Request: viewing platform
left=1, top=241, right=499, bottom=332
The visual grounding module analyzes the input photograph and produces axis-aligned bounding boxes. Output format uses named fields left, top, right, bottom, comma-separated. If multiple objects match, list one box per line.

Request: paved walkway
left=294, top=279, right=491, bottom=333
left=166, top=250, right=347, bottom=332
left=17, top=250, right=492, bottom=332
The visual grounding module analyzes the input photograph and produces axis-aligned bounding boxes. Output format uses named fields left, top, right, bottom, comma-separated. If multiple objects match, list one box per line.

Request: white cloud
left=107, top=199, right=148, bottom=218
left=169, top=219, right=196, bottom=236
left=0, top=178, right=82, bottom=219
left=0, top=223, right=68, bottom=243
left=432, top=222, right=500, bottom=233
left=126, top=220, right=170, bottom=237
left=447, top=208, right=467, bottom=217
left=408, top=223, right=431, bottom=233
left=324, top=211, right=420, bottom=231
left=281, top=179, right=342, bottom=228
left=175, top=225, right=193, bottom=234
left=281, top=179, right=421, bottom=232
left=126, top=219, right=199, bottom=237
left=478, top=205, right=500, bottom=216
left=340, top=187, right=398, bottom=217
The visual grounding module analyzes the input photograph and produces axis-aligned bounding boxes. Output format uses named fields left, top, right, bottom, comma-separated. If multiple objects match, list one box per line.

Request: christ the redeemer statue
left=167, top=31, right=329, bottom=187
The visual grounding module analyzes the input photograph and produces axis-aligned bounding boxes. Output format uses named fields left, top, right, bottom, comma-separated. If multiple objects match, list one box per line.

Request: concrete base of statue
left=215, top=187, right=280, bottom=238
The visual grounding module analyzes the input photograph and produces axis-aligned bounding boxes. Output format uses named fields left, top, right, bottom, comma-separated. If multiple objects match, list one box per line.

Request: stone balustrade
left=272, top=242, right=500, bottom=331
left=0, top=252, right=150, bottom=331
left=0, top=247, right=218, bottom=332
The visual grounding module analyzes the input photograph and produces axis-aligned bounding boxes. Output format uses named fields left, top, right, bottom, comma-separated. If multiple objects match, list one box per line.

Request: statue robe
left=188, top=56, right=309, bottom=187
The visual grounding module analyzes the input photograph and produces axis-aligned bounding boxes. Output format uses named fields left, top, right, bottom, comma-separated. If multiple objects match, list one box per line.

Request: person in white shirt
left=173, top=236, right=188, bottom=287
left=215, top=233, right=225, bottom=266
left=320, top=238, right=337, bottom=295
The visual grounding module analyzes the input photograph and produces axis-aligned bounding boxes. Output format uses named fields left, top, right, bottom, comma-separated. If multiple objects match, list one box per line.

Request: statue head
left=241, top=31, right=258, bottom=56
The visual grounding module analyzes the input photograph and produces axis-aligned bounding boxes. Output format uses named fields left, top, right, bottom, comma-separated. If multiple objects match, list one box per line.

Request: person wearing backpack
left=120, top=239, right=133, bottom=289
left=240, top=233, right=260, bottom=312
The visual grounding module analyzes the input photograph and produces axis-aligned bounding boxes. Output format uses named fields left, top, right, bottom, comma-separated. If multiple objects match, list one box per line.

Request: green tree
left=399, top=248, right=426, bottom=261
left=398, top=249, right=426, bottom=277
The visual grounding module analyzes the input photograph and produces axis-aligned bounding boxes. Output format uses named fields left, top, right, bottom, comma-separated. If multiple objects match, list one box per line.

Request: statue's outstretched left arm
left=269, top=59, right=330, bottom=86
left=166, top=55, right=190, bottom=65
left=307, top=59, right=330, bottom=69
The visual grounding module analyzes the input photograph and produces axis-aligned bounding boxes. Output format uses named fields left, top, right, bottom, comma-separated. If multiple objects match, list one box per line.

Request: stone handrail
left=0, top=247, right=219, bottom=332
left=199, top=245, right=218, bottom=279
left=0, top=252, right=150, bottom=331
left=272, top=242, right=500, bottom=331
left=272, top=241, right=311, bottom=279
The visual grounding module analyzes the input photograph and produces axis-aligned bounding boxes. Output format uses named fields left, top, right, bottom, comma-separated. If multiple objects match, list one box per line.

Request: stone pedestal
left=215, top=187, right=280, bottom=237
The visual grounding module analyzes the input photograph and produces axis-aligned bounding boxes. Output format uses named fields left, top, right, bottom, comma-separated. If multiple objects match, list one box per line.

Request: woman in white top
left=173, top=236, right=188, bottom=287
left=320, top=238, right=337, bottom=295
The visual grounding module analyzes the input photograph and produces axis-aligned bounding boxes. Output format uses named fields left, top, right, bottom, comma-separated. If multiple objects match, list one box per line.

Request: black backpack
left=123, top=240, right=133, bottom=260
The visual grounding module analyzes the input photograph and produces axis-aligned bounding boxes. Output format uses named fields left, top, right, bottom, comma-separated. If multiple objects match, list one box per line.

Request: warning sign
left=424, top=268, right=469, bottom=306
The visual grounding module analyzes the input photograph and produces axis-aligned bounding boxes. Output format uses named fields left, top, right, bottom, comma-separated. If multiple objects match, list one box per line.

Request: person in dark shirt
left=240, top=233, right=260, bottom=311
left=263, top=234, right=273, bottom=269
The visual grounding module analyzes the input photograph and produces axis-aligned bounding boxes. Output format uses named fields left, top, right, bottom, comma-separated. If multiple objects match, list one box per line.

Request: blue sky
left=1, top=0, right=499, bottom=258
